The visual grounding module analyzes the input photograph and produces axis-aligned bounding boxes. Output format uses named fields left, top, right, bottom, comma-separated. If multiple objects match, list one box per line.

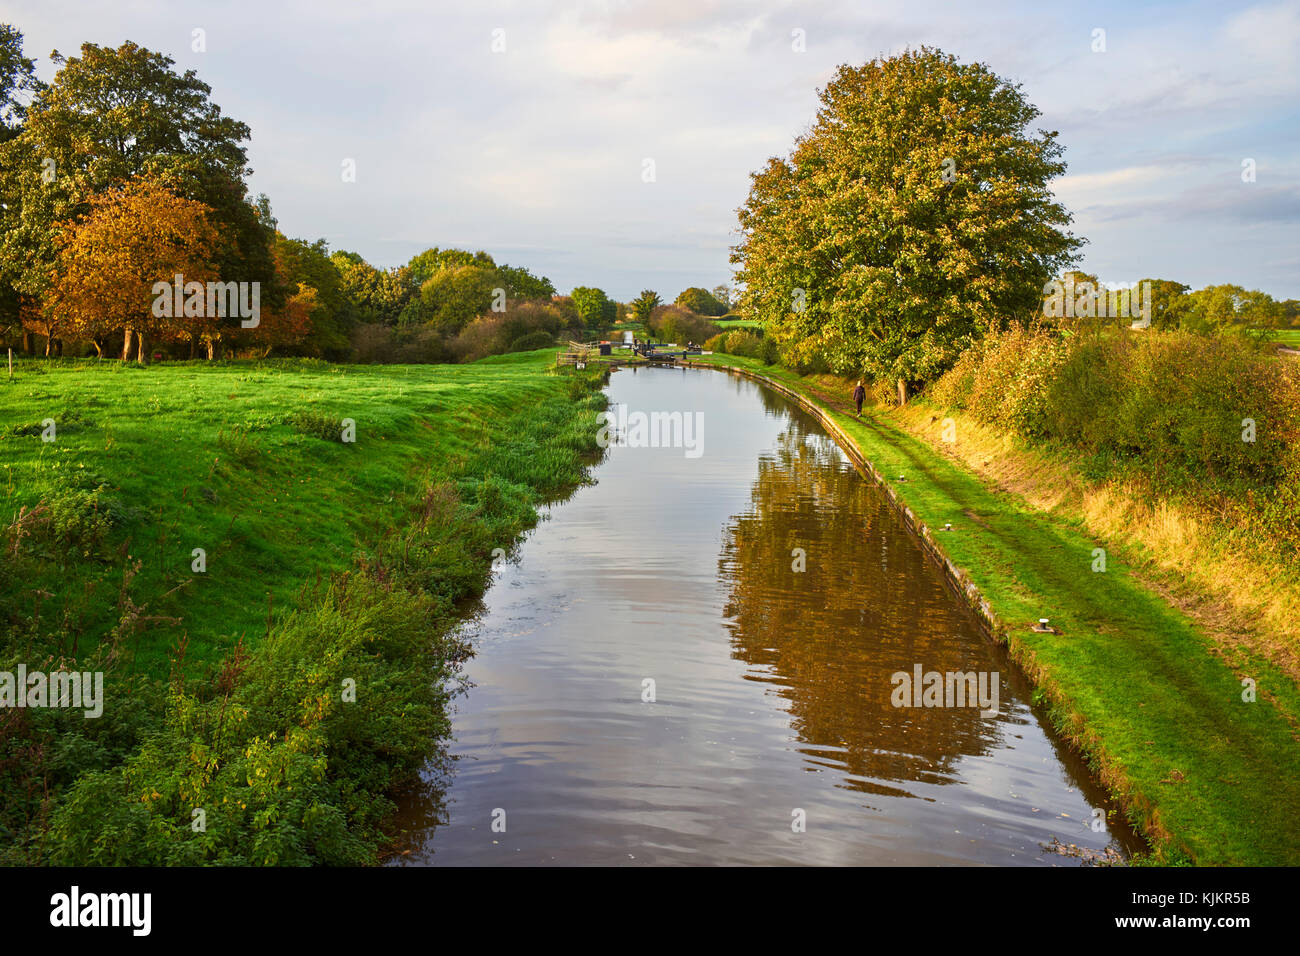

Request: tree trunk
left=122, top=328, right=135, bottom=361
left=896, top=378, right=908, bottom=406
left=136, top=330, right=149, bottom=365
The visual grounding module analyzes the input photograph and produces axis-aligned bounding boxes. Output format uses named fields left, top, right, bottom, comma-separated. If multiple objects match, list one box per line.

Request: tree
left=233, top=246, right=315, bottom=357
left=1, top=41, right=276, bottom=329
left=631, top=289, right=661, bottom=323
left=497, top=264, right=555, bottom=302
left=273, top=235, right=350, bottom=358
left=403, top=264, right=498, bottom=335
left=1280, top=299, right=1300, bottom=329
left=1180, top=284, right=1281, bottom=335
left=0, top=25, right=37, bottom=343
left=570, top=286, right=617, bottom=327
left=674, top=286, right=728, bottom=316
left=407, top=247, right=495, bottom=285
left=0, top=24, right=39, bottom=139
left=45, top=175, right=221, bottom=362
left=734, top=47, right=1082, bottom=402
left=1138, top=279, right=1191, bottom=331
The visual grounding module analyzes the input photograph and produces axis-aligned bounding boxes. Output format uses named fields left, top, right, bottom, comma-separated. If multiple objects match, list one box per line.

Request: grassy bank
left=692, top=352, right=1300, bottom=865
left=1, top=350, right=607, bottom=863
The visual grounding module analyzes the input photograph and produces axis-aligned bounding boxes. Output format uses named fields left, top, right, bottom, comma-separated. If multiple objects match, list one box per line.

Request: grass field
left=1, top=350, right=608, bottom=863
left=2, top=350, right=598, bottom=674
left=692, top=352, right=1300, bottom=866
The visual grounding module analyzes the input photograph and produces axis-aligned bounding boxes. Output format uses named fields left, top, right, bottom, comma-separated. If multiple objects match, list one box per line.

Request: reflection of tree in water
left=720, top=418, right=1005, bottom=797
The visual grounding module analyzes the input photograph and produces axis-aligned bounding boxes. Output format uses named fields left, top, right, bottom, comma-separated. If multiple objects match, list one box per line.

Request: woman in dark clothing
left=852, top=381, right=866, bottom=417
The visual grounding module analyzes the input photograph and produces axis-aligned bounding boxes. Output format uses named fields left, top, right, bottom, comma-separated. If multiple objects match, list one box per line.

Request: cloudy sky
left=6, top=0, right=1299, bottom=300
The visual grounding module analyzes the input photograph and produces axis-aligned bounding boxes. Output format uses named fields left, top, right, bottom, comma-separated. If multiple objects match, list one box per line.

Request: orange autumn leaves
left=41, top=173, right=312, bottom=359
left=47, top=176, right=221, bottom=351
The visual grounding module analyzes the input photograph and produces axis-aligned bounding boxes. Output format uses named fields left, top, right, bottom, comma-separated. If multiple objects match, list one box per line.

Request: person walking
left=852, top=380, right=866, bottom=417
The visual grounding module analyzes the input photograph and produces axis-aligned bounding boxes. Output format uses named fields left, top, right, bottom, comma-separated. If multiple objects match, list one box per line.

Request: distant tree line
left=0, top=27, right=636, bottom=365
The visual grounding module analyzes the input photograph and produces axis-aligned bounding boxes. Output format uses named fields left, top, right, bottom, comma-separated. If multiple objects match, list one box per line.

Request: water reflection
left=389, top=368, right=1143, bottom=865
left=721, top=418, right=1006, bottom=794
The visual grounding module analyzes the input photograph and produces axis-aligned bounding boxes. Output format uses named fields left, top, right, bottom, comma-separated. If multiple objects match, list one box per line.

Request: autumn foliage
left=45, top=176, right=221, bottom=362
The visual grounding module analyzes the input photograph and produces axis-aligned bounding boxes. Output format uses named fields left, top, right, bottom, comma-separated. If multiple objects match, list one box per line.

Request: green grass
left=1, top=348, right=608, bottom=864
left=1, top=349, right=597, bottom=676
left=692, top=353, right=1300, bottom=866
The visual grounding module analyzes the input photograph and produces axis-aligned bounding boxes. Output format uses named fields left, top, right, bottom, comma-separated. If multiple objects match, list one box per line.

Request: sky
left=4, top=0, right=1298, bottom=301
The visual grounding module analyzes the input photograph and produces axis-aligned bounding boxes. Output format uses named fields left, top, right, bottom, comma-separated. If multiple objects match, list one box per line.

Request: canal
left=390, top=366, right=1142, bottom=865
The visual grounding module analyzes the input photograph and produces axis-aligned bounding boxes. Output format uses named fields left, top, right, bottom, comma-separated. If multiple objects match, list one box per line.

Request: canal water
left=390, top=366, right=1142, bottom=865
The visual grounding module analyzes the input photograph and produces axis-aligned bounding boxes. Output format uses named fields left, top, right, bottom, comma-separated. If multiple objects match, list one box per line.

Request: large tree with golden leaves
left=47, top=175, right=221, bottom=362
left=733, top=47, right=1082, bottom=402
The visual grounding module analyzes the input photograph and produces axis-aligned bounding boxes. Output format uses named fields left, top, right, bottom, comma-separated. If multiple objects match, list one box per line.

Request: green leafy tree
left=1139, top=278, right=1191, bottom=331
left=0, top=24, right=39, bottom=139
left=734, top=47, right=1082, bottom=401
left=334, top=253, right=382, bottom=324
left=407, top=247, right=496, bottom=285
left=403, top=264, right=498, bottom=335
left=0, top=25, right=39, bottom=341
left=1280, top=299, right=1300, bottom=329
left=674, top=286, right=727, bottom=316
left=1184, top=285, right=1280, bottom=335
left=497, top=264, right=555, bottom=302
left=570, top=286, right=617, bottom=327
left=631, top=289, right=661, bottom=324
left=273, top=234, right=350, bottom=358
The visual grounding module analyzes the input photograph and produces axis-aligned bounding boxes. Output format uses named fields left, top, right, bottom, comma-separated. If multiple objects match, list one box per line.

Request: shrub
left=928, top=326, right=1300, bottom=538
left=508, top=329, right=555, bottom=352
left=646, top=305, right=721, bottom=345
left=285, top=410, right=346, bottom=442
left=449, top=302, right=578, bottom=362
left=723, top=330, right=764, bottom=358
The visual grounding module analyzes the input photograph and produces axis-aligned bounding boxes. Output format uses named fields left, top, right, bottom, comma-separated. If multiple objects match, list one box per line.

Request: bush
left=722, top=330, right=764, bottom=358
left=645, top=305, right=721, bottom=346
left=285, top=410, right=346, bottom=442
left=449, top=302, right=578, bottom=362
left=508, top=329, right=555, bottom=352
left=928, top=326, right=1300, bottom=537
